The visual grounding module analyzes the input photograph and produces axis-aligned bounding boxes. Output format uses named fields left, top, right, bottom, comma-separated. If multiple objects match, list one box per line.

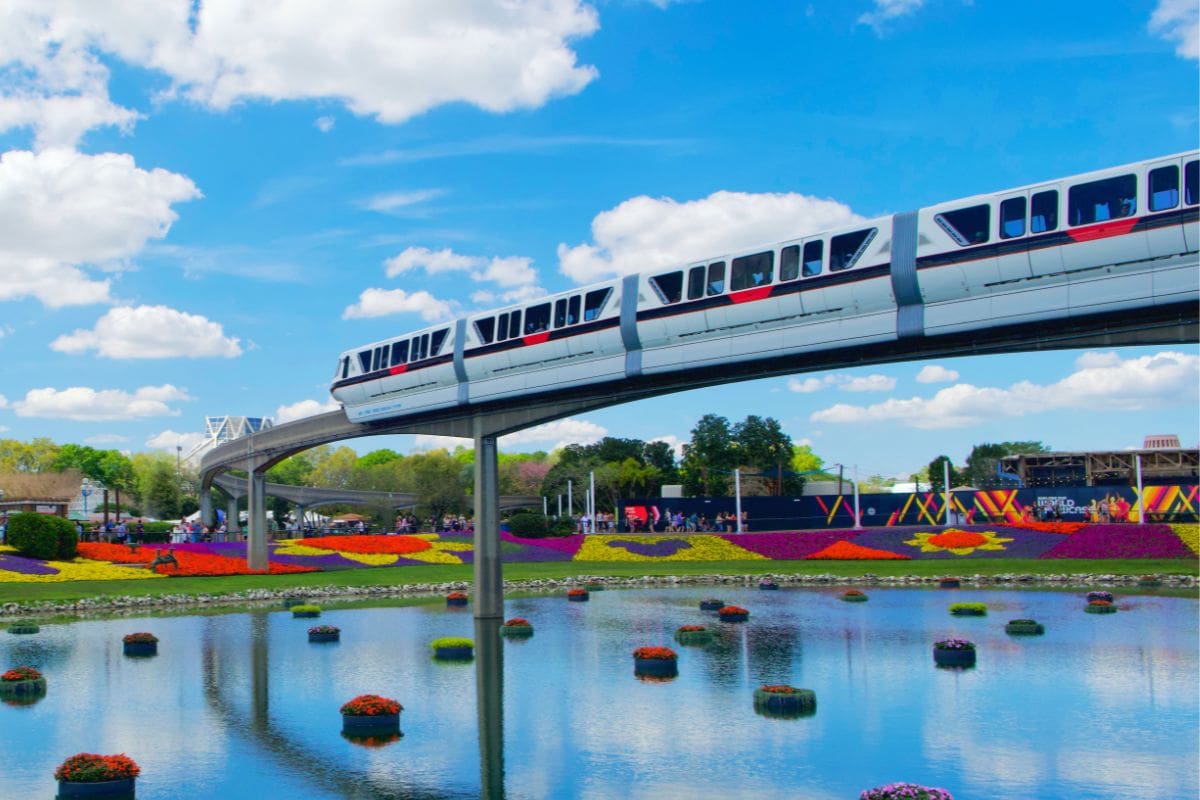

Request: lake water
left=1, top=587, right=1196, bottom=800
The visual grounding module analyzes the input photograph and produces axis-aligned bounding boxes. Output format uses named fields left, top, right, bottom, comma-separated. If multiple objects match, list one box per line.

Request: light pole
left=80, top=479, right=93, bottom=517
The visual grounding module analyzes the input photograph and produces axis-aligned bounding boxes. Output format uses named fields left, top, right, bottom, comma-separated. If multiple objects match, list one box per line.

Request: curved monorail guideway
left=201, top=151, right=1200, bottom=612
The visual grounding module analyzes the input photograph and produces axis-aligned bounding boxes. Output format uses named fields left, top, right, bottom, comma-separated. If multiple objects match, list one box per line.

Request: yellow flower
left=903, top=529, right=1013, bottom=556
left=573, top=535, right=766, bottom=562
left=1171, top=524, right=1199, bottom=555
left=0, top=558, right=167, bottom=583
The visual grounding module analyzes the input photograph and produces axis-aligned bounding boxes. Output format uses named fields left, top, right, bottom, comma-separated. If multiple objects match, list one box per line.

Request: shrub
left=506, top=512, right=549, bottom=538
left=291, top=604, right=321, bottom=613
left=949, top=602, right=987, bottom=616
left=6, top=512, right=77, bottom=560
left=430, top=636, right=474, bottom=651
left=547, top=517, right=577, bottom=537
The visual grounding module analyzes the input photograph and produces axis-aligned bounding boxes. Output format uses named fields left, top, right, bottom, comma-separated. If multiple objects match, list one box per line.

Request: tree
left=927, top=455, right=960, bottom=492
left=680, top=414, right=735, bottom=496
left=790, top=444, right=824, bottom=475
left=395, top=451, right=467, bottom=522
left=0, top=438, right=61, bottom=472
left=960, top=441, right=1048, bottom=487
left=308, top=446, right=360, bottom=490
left=138, top=456, right=181, bottom=519
left=641, top=441, right=679, bottom=485
left=731, top=415, right=798, bottom=495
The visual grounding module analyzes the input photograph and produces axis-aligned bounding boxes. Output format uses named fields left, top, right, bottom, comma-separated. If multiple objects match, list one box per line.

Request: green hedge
left=506, top=512, right=549, bottom=538
left=6, top=513, right=77, bottom=560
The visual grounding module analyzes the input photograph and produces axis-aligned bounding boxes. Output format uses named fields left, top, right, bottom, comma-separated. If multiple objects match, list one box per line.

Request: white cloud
left=0, top=149, right=201, bottom=308
left=360, top=189, right=445, bottom=213
left=342, top=288, right=455, bottom=322
left=810, top=350, right=1200, bottom=429
left=411, top=434, right=470, bottom=452
left=557, top=190, right=860, bottom=284
left=145, top=430, right=208, bottom=454
left=384, top=246, right=539, bottom=289
left=84, top=433, right=130, bottom=444
left=0, top=2, right=599, bottom=144
left=858, top=0, right=924, bottom=32
left=50, top=305, right=241, bottom=359
left=0, top=93, right=140, bottom=150
left=0, top=394, right=6, bottom=408
left=500, top=418, right=608, bottom=450
left=314, top=115, right=335, bottom=133
left=14, top=384, right=191, bottom=421
left=1149, top=0, right=1199, bottom=59
left=787, top=373, right=895, bottom=393
left=274, top=398, right=341, bottom=424
left=478, top=256, right=537, bottom=288
left=916, top=364, right=960, bottom=383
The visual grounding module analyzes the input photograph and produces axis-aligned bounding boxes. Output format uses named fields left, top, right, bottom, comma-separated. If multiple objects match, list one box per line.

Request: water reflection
left=474, top=618, right=504, bottom=800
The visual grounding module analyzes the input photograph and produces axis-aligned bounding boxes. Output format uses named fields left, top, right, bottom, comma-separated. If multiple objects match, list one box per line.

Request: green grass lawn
left=1, top=557, right=1194, bottom=606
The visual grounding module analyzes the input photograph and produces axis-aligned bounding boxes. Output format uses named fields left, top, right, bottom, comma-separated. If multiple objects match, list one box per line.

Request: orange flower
left=303, top=535, right=432, bottom=555
left=633, top=646, right=677, bottom=660
left=340, top=694, right=402, bottom=716
left=77, top=542, right=318, bottom=577
left=677, top=625, right=706, bottom=632
left=2, top=666, right=41, bottom=681
left=503, top=618, right=531, bottom=627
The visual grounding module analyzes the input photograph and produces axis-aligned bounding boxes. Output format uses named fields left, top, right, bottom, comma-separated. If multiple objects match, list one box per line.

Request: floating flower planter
left=291, top=604, right=321, bottom=618
left=1086, top=591, right=1114, bottom=603
left=933, top=638, right=976, bottom=668
left=499, top=618, right=534, bottom=637
left=698, top=598, right=725, bottom=611
left=632, top=646, right=678, bottom=678
left=673, top=625, right=713, bottom=646
left=717, top=605, right=749, bottom=623
left=752, top=684, right=816, bottom=717
left=341, top=730, right=402, bottom=748
left=54, top=753, right=139, bottom=799
left=446, top=592, right=469, bottom=607
left=1085, top=600, right=1117, bottom=614
left=759, top=579, right=779, bottom=590
left=584, top=582, right=605, bottom=591
left=340, top=694, right=402, bottom=737
left=308, top=625, right=340, bottom=643
left=281, top=596, right=304, bottom=610
left=567, top=588, right=589, bottom=602
left=938, top=577, right=961, bottom=589
left=840, top=589, right=868, bottom=602
left=949, top=602, right=987, bottom=617
left=122, top=632, right=158, bottom=657
left=860, top=782, right=954, bottom=799
left=1137, top=576, right=1162, bottom=588
left=1004, top=619, right=1045, bottom=636
left=431, top=636, right=474, bottom=660
left=7, top=622, right=39, bottom=635
left=0, top=666, right=47, bottom=699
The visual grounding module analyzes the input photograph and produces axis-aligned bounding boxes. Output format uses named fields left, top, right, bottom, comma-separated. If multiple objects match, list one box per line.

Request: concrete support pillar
left=200, top=489, right=214, bottom=528
left=226, top=497, right=241, bottom=534
left=248, top=471, right=269, bottom=571
left=473, top=417, right=502, bottom=619
left=295, top=504, right=306, bottom=534
left=474, top=616, right=505, bottom=799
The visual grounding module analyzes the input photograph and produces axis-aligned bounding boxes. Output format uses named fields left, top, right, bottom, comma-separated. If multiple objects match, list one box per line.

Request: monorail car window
left=1068, top=174, right=1136, bottom=225
left=707, top=261, right=725, bottom=295
left=524, top=303, right=551, bottom=334
left=373, top=344, right=389, bottom=371
left=567, top=295, right=580, bottom=324
left=358, top=351, right=371, bottom=372
left=1149, top=165, right=1180, bottom=212
left=780, top=246, right=800, bottom=282
left=497, top=313, right=509, bottom=341
left=730, top=251, right=774, bottom=291
left=507, top=310, right=521, bottom=339
left=391, top=340, right=409, bottom=365
left=430, top=329, right=448, bottom=356
left=1031, top=190, right=1058, bottom=233
left=584, top=288, right=611, bottom=321
left=829, top=228, right=876, bottom=271
left=802, top=241, right=823, bottom=276
left=341, top=357, right=349, bottom=380
left=371, top=347, right=382, bottom=371
left=687, top=266, right=706, bottom=299
left=934, top=205, right=990, bottom=246
left=554, top=298, right=568, bottom=328
left=650, top=271, right=683, bottom=304
left=1000, top=197, right=1026, bottom=239
left=475, top=318, right=495, bottom=345
left=1185, top=161, right=1198, bottom=205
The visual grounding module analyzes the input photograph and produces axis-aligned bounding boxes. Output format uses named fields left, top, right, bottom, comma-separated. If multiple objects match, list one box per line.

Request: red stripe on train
left=522, top=331, right=552, bottom=346
left=1066, top=217, right=1138, bottom=243
left=728, top=286, right=774, bottom=304
left=388, top=365, right=407, bottom=375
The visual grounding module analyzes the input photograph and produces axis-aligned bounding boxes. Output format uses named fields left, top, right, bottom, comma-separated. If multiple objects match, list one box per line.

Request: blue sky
left=0, top=0, right=1197, bottom=480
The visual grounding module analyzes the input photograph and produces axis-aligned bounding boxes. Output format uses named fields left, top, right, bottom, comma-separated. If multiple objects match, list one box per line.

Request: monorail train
left=331, top=151, right=1200, bottom=423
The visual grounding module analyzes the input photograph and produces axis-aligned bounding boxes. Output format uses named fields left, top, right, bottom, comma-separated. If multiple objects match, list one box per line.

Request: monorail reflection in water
left=1, top=589, right=1196, bottom=799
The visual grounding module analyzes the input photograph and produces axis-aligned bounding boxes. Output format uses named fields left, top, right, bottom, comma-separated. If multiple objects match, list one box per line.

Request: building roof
left=0, top=469, right=83, bottom=503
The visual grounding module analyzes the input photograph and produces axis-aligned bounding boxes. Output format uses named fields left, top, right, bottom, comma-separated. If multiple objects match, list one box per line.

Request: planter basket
left=1137, top=577, right=1162, bottom=588
left=753, top=688, right=816, bottom=717
left=7, top=623, right=40, bottom=635
left=446, top=596, right=468, bottom=607
left=674, top=629, right=714, bottom=646
left=1004, top=620, right=1045, bottom=636
left=433, top=645, right=474, bottom=661
left=292, top=610, right=320, bottom=618
left=1085, top=603, right=1117, bottom=614
left=718, top=611, right=749, bottom=623
left=698, top=599, right=725, bottom=611
left=56, top=777, right=136, bottom=799
left=308, top=631, right=340, bottom=643
left=342, top=712, right=401, bottom=736
left=933, top=648, right=976, bottom=667
left=499, top=625, right=533, bottom=638
left=584, top=583, right=605, bottom=591
left=840, top=592, right=868, bottom=602
left=938, top=578, right=961, bottom=589
left=950, top=608, right=986, bottom=617
left=0, top=677, right=47, bottom=698
left=122, top=641, right=157, bottom=657
left=567, top=591, right=589, bottom=602
left=633, top=658, right=678, bottom=678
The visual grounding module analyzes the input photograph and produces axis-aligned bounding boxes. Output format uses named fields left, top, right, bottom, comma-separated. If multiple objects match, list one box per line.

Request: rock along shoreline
left=2, top=571, right=1194, bottom=620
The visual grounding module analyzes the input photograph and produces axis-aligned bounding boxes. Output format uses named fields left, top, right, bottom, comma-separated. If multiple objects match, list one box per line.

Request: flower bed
left=308, top=625, right=340, bottom=643
left=431, top=636, right=474, bottom=660
left=446, top=591, right=469, bottom=606
left=999, top=520, right=1087, bottom=535
left=674, top=624, right=713, bottom=646
left=1004, top=619, right=1045, bottom=636
left=633, top=646, right=678, bottom=677
left=860, top=782, right=954, bottom=800
left=904, top=529, right=1014, bottom=556
left=55, top=753, right=139, bottom=798
left=1085, top=600, right=1117, bottom=614
left=805, top=540, right=912, bottom=560
left=500, top=618, right=534, bottom=637
left=1039, top=524, right=1196, bottom=559
left=567, top=588, right=589, bottom=602
left=840, top=589, right=868, bottom=602
left=699, top=598, right=725, bottom=611
left=949, top=602, right=987, bottom=617
left=0, top=666, right=46, bottom=698
left=933, top=638, right=976, bottom=667
left=717, top=605, right=749, bottom=622
left=752, top=684, right=816, bottom=716
left=292, top=604, right=321, bottom=618
left=303, top=535, right=433, bottom=556
left=77, top=542, right=318, bottom=576
left=1172, top=524, right=1199, bottom=555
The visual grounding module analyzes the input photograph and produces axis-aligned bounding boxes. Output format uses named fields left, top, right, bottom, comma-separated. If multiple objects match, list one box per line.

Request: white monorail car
left=331, top=152, right=1199, bottom=423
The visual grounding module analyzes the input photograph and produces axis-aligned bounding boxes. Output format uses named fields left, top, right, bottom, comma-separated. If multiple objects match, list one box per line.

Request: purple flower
left=500, top=531, right=583, bottom=556
left=0, top=554, right=60, bottom=575
left=1040, top=524, right=1194, bottom=559
left=723, top=531, right=861, bottom=559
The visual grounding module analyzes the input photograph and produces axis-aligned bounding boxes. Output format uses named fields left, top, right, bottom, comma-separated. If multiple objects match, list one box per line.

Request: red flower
left=999, top=520, right=1087, bottom=534
left=447, top=592, right=468, bottom=600
left=503, top=618, right=531, bottom=627
left=340, top=694, right=402, bottom=716
left=2, top=666, right=41, bottom=681
left=1087, top=599, right=1113, bottom=607
left=567, top=588, right=588, bottom=596
left=843, top=589, right=865, bottom=596
left=718, top=606, right=748, bottom=615
left=633, top=646, right=678, bottom=660
left=303, top=535, right=432, bottom=555
left=122, top=632, right=157, bottom=644
left=759, top=684, right=798, bottom=694
left=54, top=753, right=140, bottom=782
left=676, top=625, right=706, bottom=632
left=77, top=542, right=318, bottom=577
